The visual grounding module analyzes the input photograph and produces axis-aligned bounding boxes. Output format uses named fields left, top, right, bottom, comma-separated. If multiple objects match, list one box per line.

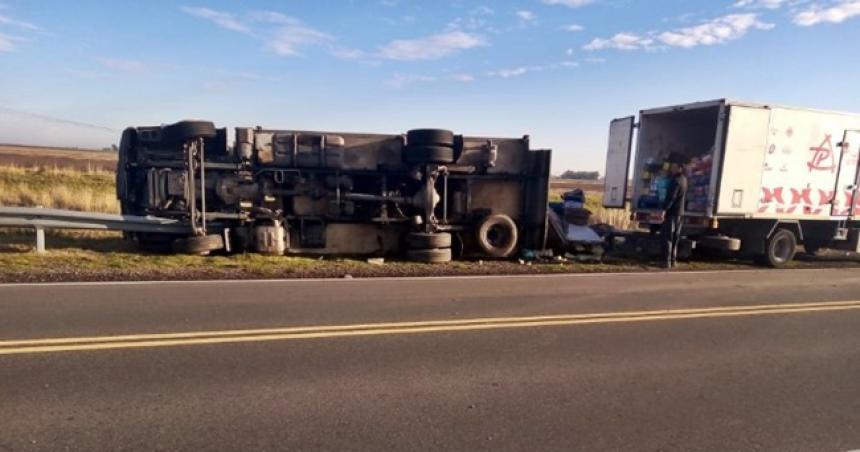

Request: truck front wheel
left=756, top=229, right=797, bottom=268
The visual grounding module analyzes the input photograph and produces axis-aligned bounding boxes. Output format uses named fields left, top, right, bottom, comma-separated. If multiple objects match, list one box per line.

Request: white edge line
left=0, top=267, right=843, bottom=288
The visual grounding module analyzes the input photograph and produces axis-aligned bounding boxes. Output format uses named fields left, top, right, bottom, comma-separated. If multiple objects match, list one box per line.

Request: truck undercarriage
left=117, top=121, right=551, bottom=262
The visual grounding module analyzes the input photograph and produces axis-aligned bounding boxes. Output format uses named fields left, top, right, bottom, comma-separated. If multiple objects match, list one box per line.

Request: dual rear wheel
left=405, top=232, right=452, bottom=264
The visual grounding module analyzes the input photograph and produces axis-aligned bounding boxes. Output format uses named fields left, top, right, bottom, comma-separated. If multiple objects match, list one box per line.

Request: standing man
left=661, top=153, right=688, bottom=268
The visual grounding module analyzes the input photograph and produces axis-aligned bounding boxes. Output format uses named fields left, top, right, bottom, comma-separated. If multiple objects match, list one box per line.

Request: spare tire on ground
left=404, top=145, right=455, bottom=164
left=164, top=120, right=217, bottom=144
left=407, top=129, right=455, bottom=147
left=476, top=214, right=519, bottom=258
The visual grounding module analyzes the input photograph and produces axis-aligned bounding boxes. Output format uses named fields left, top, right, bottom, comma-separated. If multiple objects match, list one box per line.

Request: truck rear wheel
left=406, top=248, right=452, bottom=264
left=756, top=229, right=797, bottom=268
left=407, top=129, right=455, bottom=147
left=406, top=232, right=452, bottom=249
left=172, top=234, right=225, bottom=255
left=404, top=145, right=455, bottom=164
left=164, top=120, right=217, bottom=144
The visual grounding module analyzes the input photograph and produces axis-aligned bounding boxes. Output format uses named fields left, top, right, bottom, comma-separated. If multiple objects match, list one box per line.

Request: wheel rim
left=487, top=224, right=510, bottom=249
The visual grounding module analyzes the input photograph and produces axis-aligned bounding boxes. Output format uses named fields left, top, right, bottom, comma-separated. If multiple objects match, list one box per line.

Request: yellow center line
left=1, top=300, right=859, bottom=356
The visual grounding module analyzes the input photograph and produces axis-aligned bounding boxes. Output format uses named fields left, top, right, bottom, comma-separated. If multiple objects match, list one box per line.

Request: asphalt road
left=1, top=269, right=859, bottom=451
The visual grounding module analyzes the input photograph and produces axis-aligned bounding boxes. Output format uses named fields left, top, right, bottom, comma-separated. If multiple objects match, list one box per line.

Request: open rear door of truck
left=602, top=116, right=635, bottom=208
left=834, top=130, right=860, bottom=217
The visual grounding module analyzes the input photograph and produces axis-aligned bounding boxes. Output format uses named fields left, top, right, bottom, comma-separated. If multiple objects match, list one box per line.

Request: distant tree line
left=559, top=170, right=600, bottom=180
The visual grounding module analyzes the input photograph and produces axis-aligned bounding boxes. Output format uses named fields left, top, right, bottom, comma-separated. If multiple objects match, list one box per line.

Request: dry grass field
left=0, top=164, right=118, bottom=213
left=0, top=144, right=117, bottom=172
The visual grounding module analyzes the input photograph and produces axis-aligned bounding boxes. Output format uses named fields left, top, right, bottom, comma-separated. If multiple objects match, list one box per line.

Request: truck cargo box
left=604, top=99, right=860, bottom=221
left=603, top=99, right=860, bottom=267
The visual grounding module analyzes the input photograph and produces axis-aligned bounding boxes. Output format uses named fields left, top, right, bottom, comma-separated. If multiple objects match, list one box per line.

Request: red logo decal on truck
left=807, top=135, right=837, bottom=173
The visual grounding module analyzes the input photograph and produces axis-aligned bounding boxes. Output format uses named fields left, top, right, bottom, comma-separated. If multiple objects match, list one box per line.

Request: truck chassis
left=117, top=121, right=551, bottom=262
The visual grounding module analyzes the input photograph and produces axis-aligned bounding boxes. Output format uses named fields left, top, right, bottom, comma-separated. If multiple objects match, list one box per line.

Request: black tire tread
left=406, top=232, right=452, bottom=249
left=407, top=129, right=455, bottom=147
left=476, top=214, right=519, bottom=258
left=404, top=145, right=455, bottom=164
left=172, top=234, right=224, bottom=255
left=164, top=120, right=217, bottom=143
left=761, top=228, right=797, bottom=268
left=407, top=248, right=453, bottom=264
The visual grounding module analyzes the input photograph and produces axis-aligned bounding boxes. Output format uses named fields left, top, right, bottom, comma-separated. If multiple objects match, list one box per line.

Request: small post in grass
left=34, top=225, right=45, bottom=253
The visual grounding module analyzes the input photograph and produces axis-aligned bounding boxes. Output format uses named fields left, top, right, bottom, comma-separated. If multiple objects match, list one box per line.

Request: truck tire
left=407, top=129, right=455, bottom=147
left=756, top=229, right=797, bottom=268
left=172, top=234, right=224, bottom=255
left=164, top=120, right=217, bottom=144
left=404, top=145, right=455, bottom=164
left=476, top=214, right=519, bottom=258
left=407, top=248, right=452, bottom=264
left=406, top=232, right=452, bottom=249
left=699, top=235, right=742, bottom=252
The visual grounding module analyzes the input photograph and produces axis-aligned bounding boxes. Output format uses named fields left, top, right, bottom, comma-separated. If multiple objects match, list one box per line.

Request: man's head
left=667, top=152, right=686, bottom=175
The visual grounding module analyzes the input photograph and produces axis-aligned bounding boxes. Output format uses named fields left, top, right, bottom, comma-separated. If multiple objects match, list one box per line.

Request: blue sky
left=0, top=0, right=859, bottom=172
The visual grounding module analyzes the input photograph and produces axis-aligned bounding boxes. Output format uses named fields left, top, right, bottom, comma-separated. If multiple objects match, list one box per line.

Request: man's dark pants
left=660, top=214, right=683, bottom=267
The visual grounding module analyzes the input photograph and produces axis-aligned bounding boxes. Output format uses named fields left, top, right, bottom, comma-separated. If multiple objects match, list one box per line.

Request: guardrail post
left=34, top=226, right=46, bottom=253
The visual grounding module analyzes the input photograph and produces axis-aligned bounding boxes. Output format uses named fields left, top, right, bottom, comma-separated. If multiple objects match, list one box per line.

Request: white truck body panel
left=611, top=99, right=860, bottom=222
left=602, top=116, right=635, bottom=208
left=749, top=106, right=860, bottom=219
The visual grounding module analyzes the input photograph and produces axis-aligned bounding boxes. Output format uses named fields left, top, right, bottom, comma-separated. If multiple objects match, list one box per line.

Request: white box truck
left=603, top=99, right=860, bottom=267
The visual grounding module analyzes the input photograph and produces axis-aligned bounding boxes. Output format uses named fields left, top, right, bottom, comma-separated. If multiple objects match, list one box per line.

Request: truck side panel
left=754, top=107, right=860, bottom=219
left=715, top=105, right=771, bottom=216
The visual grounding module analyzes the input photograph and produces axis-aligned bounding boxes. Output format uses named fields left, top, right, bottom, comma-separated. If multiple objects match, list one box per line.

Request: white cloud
left=516, top=10, right=537, bottom=21
left=386, top=73, right=436, bottom=88
left=99, top=58, right=149, bottom=73
left=541, top=0, right=595, bottom=8
left=377, top=31, right=485, bottom=61
left=658, top=14, right=773, bottom=48
left=249, top=11, right=301, bottom=25
left=488, top=61, right=578, bottom=78
left=268, top=23, right=331, bottom=56
left=793, top=0, right=860, bottom=26
left=585, top=13, right=773, bottom=51
left=449, top=73, right=475, bottom=82
left=0, top=7, right=39, bottom=52
left=0, top=14, right=40, bottom=30
left=181, top=6, right=251, bottom=34
left=330, top=46, right=365, bottom=60
left=563, top=24, right=585, bottom=32
left=0, top=32, right=20, bottom=52
left=181, top=7, right=335, bottom=58
left=733, top=0, right=791, bottom=9
left=447, top=6, right=495, bottom=31
left=584, top=32, right=655, bottom=51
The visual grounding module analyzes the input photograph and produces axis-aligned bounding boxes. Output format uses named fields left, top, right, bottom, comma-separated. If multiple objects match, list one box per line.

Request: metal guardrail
left=0, top=207, right=191, bottom=252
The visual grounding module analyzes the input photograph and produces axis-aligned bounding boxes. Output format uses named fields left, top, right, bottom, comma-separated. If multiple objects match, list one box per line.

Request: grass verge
left=4, top=229, right=859, bottom=284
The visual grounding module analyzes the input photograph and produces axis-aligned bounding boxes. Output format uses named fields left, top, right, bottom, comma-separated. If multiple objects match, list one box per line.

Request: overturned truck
left=116, top=121, right=551, bottom=262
